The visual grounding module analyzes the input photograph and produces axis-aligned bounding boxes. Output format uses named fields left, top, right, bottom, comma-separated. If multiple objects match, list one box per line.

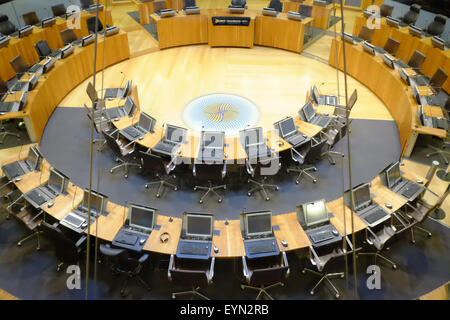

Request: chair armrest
left=208, top=257, right=215, bottom=282
left=166, top=156, right=177, bottom=173
left=309, top=245, right=320, bottom=267
left=0, top=180, right=13, bottom=191
left=221, top=161, right=227, bottom=179
left=245, top=158, right=254, bottom=176
left=138, top=253, right=149, bottom=264
left=344, top=235, right=353, bottom=252
left=241, top=256, right=250, bottom=282
left=167, top=254, right=175, bottom=280
left=392, top=212, right=409, bottom=229
left=192, top=162, right=197, bottom=176
left=290, top=147, right=305, bottom=163
left=366, top=227, right=381, bottom=244
left=28, top=210, right=43, bottom=224
left=75, top=235, right=87, bottom=248
left=422, top=186, right=441, bottom=199
left=281, top=251, right=290, bottom=277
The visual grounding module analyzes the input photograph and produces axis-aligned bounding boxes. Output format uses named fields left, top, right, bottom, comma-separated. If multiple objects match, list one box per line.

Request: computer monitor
left=86, top=82, right=97, bottom=103
left=138, top=112, right=155, bottom=133
left=81, top=189, right=108, bottom=216
left=202, top=131, right=224, bottom=148
left=279, top=117, right=297, bottom=137
left=26, top=146, right=42, bottom=170
left=412, top=84, right=422, bottom=105
left=244, top=211, right=272, bottom=237
left=165, top=125, right=186, bottom=144
left=303, top=199, right=328, bottom=228
left=127, top=204, right=157, bottom=233
left=312, top=85, right=320, bottom=103
left=352, top=183, right=371, bottom=210
left=185, top=213, right=213, bottom=238
left=302, top=101, right=316, bottom=122
left=348, top=89, right=358, bottom=110
left=386, top=161, right=402, bottom=189
left=47, top=169, right=66, bottom=194
left=124, top=96, right=136, bottom=116
left=243, top=127, right=264, bottom=146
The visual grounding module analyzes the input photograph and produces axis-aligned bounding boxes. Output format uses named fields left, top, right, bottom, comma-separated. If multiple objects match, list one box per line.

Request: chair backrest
left=99, top=244, right=140, bottom=273
left=231, top=0, right=246, bottom=8
left=383, top=37, right=400, bottom=56
left=304, top=137, right=326, bottom=163
left=408, top=50, right=426, bottom=70
left=103, top=131, right=123, bottom=158
left=140, top=151, right=167, bottom=175
left=51, top=3, right=66, bottom=17
left=80, top=0, right=94, bottom=10
left=60, top=28, right=78, bottom=46
left=268, top=0, right=283, bottom=12
left=0, top=14, right=16, bottom=35
left=0, top=78, right=8, bottom=99
left=183, top=0, right=196, bottom=9
left=380, top=4, right=394, bottom=17
left=35, top=40, right=52, bottom=59
left=170, top=269, right=209, bottom=289
left=153, top=1, right=167, bottom=13
left=401, top=4, right=420, bottom=25
left=427, top=14, right=447, bottom=37
left=10, top=55, right=29, bottom=75
left=430, top=68, right=448, bottom=89
left=253, top=156, right=281, bottom=178
left=358, top=25, right=374, bottom=42
left=86, top=16, right=104, bottom=34
left=249, top=265, right=288, bottom=287
left=299, top=4, right=313, bottom=17
left=40, top=221, right=80, bottom=265
left=194, top=163, right=224, bottom=181
left=22, top=11, right=40, bottom=25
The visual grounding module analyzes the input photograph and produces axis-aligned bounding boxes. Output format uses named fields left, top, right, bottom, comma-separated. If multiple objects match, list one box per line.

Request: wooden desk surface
left=212, top=219, right=245, bottom=258
left=145, top=215, right=182, bottom=255
left=273, top=212, right=311, bottom=251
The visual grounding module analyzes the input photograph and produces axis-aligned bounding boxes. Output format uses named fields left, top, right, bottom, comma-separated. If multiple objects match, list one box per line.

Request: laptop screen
left=86, top=82, right=97, bottom=103
left=353, top=183, right=371, bottom=210
left=26, top=146, right=41, bottom=170
left=202, top=131, right=224, bottom=148
left=48, top=169, right=65, bottom=194
left=245, top=211, right=272, bottom=237
left=386, top=162, right=402, bottom=189
left=127, top=204, right=156, bottom=233
left=303, top=199, right=328, bottom=228
left=82, top=189, right=107, bottom=216
left=303, top=102, right=315, bottom=122
left=138, top=113, right=155, bottom=133
left=165, top=125, right=186, bottom=143
left=312, top=86, right=320, bottom=103
left=244, top=127, right=264, bottom=146
left=185, top=213, right=213, bottom=238
left=279, top=117, right=296, bottom=137
left=124, top=97, right=135, bottom=115
left=348, top=89, right=358, bottom=110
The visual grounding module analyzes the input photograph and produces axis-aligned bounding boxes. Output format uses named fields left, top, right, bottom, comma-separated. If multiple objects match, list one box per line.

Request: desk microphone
left=118, top=71, right=125, bottom=91
left=224, top=217, right=229, bottom=226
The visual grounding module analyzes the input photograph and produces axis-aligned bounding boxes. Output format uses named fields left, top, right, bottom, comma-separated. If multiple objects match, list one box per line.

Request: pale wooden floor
left=0, top=1, right=448, bottom=300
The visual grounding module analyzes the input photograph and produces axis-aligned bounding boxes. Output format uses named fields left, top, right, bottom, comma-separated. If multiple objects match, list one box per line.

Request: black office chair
left=375, top=37, right=400, bottom=56
left=246, top=156, right=281, bottom=201
left=153, top=1, right=167, bottom=14
left=103, top=130, right=141, bottom=178
left=241, top=253, right=289, bottom=300
left=13, top=206, right=44, bottom=251
left=426, top=14, right=447, bottom=37
left=193, top=162, right=227, bottom=204
left=168, top=254, right=215, bottom=300
left=0, top=14, right=17, bottom=36
left=60, top=28, right=79, bottom=46
left=183, top=0, right=196, bottom=9
left=320, top=130, right=344, bottom=165
left=287, top=137, right=326, bottom=184
left=34, top=40, right=60, bottom=60
left=40, top=221, right=86, bottom=271
left=231, top=0, right=247, bottom=8
left=299, top=4, right=313, bottom=17
left=22, top=11, right=40, bottom=26
left=99, top=244, right=151, bottom=297
left=353, top=25, right=374, bottom=43
left=84, top=103, right=111, bottom=151
left=51, top=3, right=67, bottom=17
left=10, top=55, right=30, bottom=78
left=140, top=151, right=178, bottom=198
left=380, top=4, right=394, bottom=18
left=86, top=16, right=104, bottom=34
left=268, top=0, right=283, bottom=12
left=0, top=78, right=8, bottom=102
left=399, top=4, right=420, bottom=26
left=413, top=68, right=448, bottom=95
left=80, top=0, right=94, bottom=10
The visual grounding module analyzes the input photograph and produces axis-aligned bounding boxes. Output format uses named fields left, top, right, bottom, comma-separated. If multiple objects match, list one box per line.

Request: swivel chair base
left=410, top=225, right=432, bottom=244
left=321, top=150, right=344, bottom=165
left=145, top=174, right=178, bottom=198
left=426, top=144, right=449, bottom=165
left=93, top=138, right=106, bottom=151
left=302, top=268, right=344, bottom=299
left=357, top=251, right=397, bottom=270
left=0, top=131, right=20, bottom=144
left=194, top=181, right=226, bottom=204
left=17, top=230, right=42, bottom=251
left=240, top=282, right=284, bottom=300
left=247, top=177, right=279, bottom=201
left=110, top=157, right=141, bottom=178
left=286, top=166, right=317, bottom=184
left=120, top=274, right=151, bottom=297
left=172, top=287, right=209, bottom=300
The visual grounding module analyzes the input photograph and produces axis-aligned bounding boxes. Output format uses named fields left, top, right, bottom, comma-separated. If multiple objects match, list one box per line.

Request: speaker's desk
left=282, top=0, right=335, bottom=30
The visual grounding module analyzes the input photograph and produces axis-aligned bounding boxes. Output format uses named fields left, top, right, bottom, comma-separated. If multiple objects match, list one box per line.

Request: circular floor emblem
left=182, top=94, right=260, bottom=134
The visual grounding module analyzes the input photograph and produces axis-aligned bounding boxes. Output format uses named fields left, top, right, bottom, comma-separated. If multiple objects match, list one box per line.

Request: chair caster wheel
left=240, top=285, right=244, bottom=290
left=36, top=247, right=40, bottom=251
left=266, top=197, right=270, bottom=201
left=124, top=175, right=128, bottom=179
left=275, top=186, right=279, bottom=191
left=411, top=240, right=415, bottom=244
left=427, top=233, right=432, bottom=238
left=174, top=187, right=178, bottom=191
left=145, top=184, right=149, bottom=188
left=199, top=200, right=203, bottom=204
left=302, top=269, right=306, bottom=274
left=247, top=179, right=250, bottom=183
left=392, top=264, right=397, bottom=270
left=193, top=187, right=197, bottom=191
left=280, top=283, right=284, bottom=287
left=313, top=179, right=317, bottom=183
left=247, top=192, right=251, bottom=196
left=313, top=168, right=317, bottom=172
left=386, top=247, right=390, bottom=251
left=223, top=186, right=227, bottom=190
left=295, top=181, right=299, bottom=184
left=110, top=169, right=113, bottom=174
left=156, top=194, right=160, bottom=198
left=218, top=199, right=222, bottom=203
left=310, top=290, right=315, bottom=296
left=172, top=294, right=176, bottom=299
left=335, top=293, right=340, bottom=299
left=341, top=274, right=344, bottom=278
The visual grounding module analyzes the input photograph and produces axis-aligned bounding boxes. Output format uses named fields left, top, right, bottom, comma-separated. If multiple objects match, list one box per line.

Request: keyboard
left=413, top=76, right=429, bottom=87
left=105, top=107, right=125, bottom=119
left=11, top=82, right=29, bottom=92
left=179, top=243, right=209, bottom=256
left=2, top=162, right=24, bottom=180
left=122, top=126, right=143, bottom=139
left=25, top=189, right=49, bottom=206
left=63, top=213, right=85, bottom=229
left=154, top=141, right=178, bottom=155
left=314, top=116, right=331, bottom=128
left=400, top=183, right=422, bottom=199
left=394, top=60, right=409, bottom=69
left=0, top=102, right=14, bottom=112
left=310, top=230, right=334, bottom=244
left=115, top=233, right=138, bottom=246
left=28, top=64, right=42, bottom=73
left=104, top=88, right=120, bottom=99
left=364, top=208, right=388, bottom=225
left=247, top=239, right=277, bottom=255
left=287, top=133, right=307, bottom=146
left=424, top=95, right=441, bottom=107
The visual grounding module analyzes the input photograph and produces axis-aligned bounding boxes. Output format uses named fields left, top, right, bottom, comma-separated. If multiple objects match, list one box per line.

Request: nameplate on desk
left=287, top=11, right=303, bottom=21
left=382, top=53, right=395, bottom=69
left=431, top=36, right=446, bottom=50
left=228, top=5, right=245, bottom=14
left=363, top=9, right=375, bottom=18
left=61, top=45, right=75, bottom=59
left=362, top=41, right=375, bottom=55
left=17, top=25, right=33, bottom=38
left=41, top=16, right=56, bottom=28
left=86, top=4, right=104, bottom=13
left=159, top=9, right=176, bottom=18
left=43, top=58, right=56, bottom=73
left=80, top=34, right=95, bottom=47
left=212, top=16, right=250, bottom=26
left=184, top=6, right=200, bottom=15
left=342, top=32, right=355, bottom=44
left=313, top=0, right=328, bottom=7
left=104, top=26, right=120, bottom=37
left=408, top=25, right=423, bottom=38
left=386, top=16, right=400, bottom=29
left=0, top=36, right=10, bottom=49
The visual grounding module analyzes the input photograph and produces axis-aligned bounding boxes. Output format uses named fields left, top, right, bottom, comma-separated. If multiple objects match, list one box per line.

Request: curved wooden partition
left=329, top=38, right=414, bottom=156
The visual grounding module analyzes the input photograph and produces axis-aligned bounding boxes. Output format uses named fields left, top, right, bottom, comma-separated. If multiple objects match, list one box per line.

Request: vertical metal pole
left=338, top=0, right=358, bottom=299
